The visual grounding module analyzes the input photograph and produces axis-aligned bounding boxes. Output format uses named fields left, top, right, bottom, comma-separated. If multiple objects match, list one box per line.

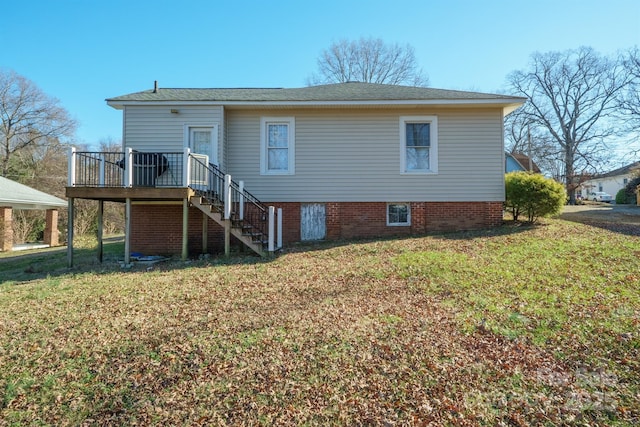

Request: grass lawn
left=0, top=219, right=638, bottom=425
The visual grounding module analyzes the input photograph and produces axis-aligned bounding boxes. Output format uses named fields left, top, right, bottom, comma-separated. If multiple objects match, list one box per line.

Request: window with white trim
left=261, top=117, right=295, bottom=175
left=400, top=116, right=438, bottom=174
left=387, top=203, right=411, bottom=226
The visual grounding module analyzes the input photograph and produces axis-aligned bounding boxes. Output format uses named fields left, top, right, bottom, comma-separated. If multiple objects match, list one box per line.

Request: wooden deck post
left=125, top=148, right=133, bottom=187
left=98, top=156, right=105, bottom=187
left=68, top=147, right=76, bottom=187
left=183, top=147, right=191, bottom=187
left=97, top=201, right=104, bottom=263
left=224, top=174, right=231, bottom=257
left=182, top=198, right=188, bottom=260
left=224, top=221, right=231, bottom=257
left=67, top=198, right=74, bottom=267
left=224, top=175, right=231, bottom=220
left=268, top=206, right=275, bottom=252
left=277, top=207, right=283, bottom=249
left=239, top=181, right=245, bottom=220
left=124, top=198, right=131, bottom=264
left=202, top=213, right=208, bottom=254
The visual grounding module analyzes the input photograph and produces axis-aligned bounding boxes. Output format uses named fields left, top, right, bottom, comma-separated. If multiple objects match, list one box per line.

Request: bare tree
left=505, top=108, right=566, bottom=179
left=618, top=46, right=640, bottom=134
left=507, top=47, right=631, bottom=203
left=98, top=137, right=125, bottom=235
left=0, top=69, right=76, bottom=177
left=307, top=38, right=429, bottom=86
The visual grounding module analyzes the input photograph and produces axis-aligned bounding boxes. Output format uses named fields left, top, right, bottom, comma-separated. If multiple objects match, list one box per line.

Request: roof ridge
left=106, top=82, right=526, bottom=105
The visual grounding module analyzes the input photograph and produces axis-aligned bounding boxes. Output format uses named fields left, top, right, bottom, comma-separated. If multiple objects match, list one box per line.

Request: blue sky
left=2, top=0, right=639, bottom=151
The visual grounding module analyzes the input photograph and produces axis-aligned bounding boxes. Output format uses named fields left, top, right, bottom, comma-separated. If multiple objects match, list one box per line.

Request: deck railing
left=68, top=148, right=185, bottom=188
left=189, top=155, right=282, bottom=251
left=68, top=147, right=282, bottom=252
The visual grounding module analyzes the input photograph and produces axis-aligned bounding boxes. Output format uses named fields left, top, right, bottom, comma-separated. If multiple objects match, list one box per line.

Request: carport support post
left=67, top=198, right=74, bottom=268
left=0, top=207, right=13, bottom=252
left=97, top=200, right=104, bottom=263
left=44, top=209, right=59, bottom=247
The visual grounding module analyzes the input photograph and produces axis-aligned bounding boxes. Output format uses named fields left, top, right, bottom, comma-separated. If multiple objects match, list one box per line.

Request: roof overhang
left=0, top=199, right=67, bottom=210
left=107, top=98, right=526, bottom=115
left=0, top=177, right=67, bottom=210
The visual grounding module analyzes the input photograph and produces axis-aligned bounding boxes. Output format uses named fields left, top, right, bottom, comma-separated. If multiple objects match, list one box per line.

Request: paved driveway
left=559, top=203, right=640, bottom=235
left=561, top=203, right=640, bottom=217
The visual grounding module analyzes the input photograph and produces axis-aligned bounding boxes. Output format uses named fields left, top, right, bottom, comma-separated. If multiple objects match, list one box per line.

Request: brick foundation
left=129, top=201, right=503, bottom=256
left=130, top=204, right=226, bottom=256
left=320, top=201, right=502, bottom=241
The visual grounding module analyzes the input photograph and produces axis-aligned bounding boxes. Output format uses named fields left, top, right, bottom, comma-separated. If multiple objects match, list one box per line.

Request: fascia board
left=108, top=98, right=526, bottom=110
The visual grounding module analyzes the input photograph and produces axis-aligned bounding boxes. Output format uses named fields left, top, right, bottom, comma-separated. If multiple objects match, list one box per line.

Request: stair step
left=191, top=186, right=270, bottom=257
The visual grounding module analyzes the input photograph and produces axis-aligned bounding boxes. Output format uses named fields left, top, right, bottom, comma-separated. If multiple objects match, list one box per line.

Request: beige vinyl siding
left=226, top=108, right=505, bottom=202
left=123, top=105, right=225, bottom=168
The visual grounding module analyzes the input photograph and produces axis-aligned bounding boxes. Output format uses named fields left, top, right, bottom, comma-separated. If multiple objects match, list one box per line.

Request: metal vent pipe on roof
left=153, top=80, right=158, bottom=93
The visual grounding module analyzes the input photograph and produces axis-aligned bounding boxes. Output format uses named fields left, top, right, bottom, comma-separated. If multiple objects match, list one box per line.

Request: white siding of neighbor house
left=123, top=105, right=225, bottom=168
left=581, top=174, right=633, bottom=199
left=225, top=108, right=506, bottom=202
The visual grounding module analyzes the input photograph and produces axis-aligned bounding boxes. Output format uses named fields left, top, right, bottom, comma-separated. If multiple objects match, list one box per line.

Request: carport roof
left=0, top=176, right=67, bottom=210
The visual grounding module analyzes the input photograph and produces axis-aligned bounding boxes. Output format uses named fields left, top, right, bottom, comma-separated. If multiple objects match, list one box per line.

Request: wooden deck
left=65, top=186, right=195, bottom=202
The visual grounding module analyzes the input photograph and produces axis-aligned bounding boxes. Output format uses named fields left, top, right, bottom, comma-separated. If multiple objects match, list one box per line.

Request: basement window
left=387, top=203, right=410, bottom=226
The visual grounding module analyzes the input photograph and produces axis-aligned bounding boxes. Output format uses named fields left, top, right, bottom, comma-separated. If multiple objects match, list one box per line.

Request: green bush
left=505, top=172, right=566, bottom=223
left=620, top=176, right=640, bottom=204
left=616, top=188, right=628, bottom=204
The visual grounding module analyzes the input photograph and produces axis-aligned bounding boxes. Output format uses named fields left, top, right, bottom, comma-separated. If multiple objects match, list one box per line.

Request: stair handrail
left=188, top=154, right=272, bottom=247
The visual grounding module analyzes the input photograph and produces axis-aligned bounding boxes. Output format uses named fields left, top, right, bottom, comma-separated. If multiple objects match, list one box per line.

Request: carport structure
left=0, top=176, right=66, bottom=251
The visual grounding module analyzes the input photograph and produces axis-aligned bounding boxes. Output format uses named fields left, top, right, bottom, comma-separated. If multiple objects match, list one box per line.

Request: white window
left=387, top=203, right=411, bottom=226
left=261, top=117, right=295, bottom=175
left=400, top=116, right=438, bottom=174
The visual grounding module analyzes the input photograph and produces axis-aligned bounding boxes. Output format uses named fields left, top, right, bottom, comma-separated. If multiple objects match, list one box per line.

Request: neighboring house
left=579, top=161, right=640, bottom=199
left=0, top=176, right=66, bottom=251
left=66, top=82, right=525, bottom=261
left=504, top=153, right=542, bottom=173
left=505, top=152, right=541, bottom=173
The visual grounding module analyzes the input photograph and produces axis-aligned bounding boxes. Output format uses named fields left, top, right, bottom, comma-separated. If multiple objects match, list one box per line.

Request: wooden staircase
left=186, top=156, right=280, bottom=257
left=190, top=193, right=268, bottom=257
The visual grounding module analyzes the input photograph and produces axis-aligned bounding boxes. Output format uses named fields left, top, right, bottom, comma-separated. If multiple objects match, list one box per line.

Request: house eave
left=0, top=199, right=67, bottom=210
left=107, top=98, right=526, bottom=112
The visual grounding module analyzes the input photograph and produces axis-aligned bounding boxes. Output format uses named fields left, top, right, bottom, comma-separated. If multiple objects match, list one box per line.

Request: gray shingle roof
left=107, top=82, right=524, bottom=104
left=0, top=177, right=67, bottom=210
left=595, top=161, right=640, bottom=179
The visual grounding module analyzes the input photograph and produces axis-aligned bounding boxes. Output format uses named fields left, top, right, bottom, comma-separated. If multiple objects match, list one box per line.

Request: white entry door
left=186, top=125, right=218, bottom=190
left=187, top=125, right=218, bottom=166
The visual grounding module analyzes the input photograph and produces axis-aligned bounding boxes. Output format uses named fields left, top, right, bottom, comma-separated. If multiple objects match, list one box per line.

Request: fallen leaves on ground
left=0, top=219, right=638, bottom=426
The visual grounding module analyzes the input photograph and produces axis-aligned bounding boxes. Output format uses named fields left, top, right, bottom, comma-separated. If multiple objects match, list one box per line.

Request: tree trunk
left=565, top=145, right=575, bottom=205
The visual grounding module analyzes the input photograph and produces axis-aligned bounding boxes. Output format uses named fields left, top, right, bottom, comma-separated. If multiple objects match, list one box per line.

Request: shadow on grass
left=0, top=222, right=538, bottom=286
left=558, top=206, right=640, bottom=238
left=282, top=220, right=536, bottom=256
left=0, top=237, right=278, bottom=286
